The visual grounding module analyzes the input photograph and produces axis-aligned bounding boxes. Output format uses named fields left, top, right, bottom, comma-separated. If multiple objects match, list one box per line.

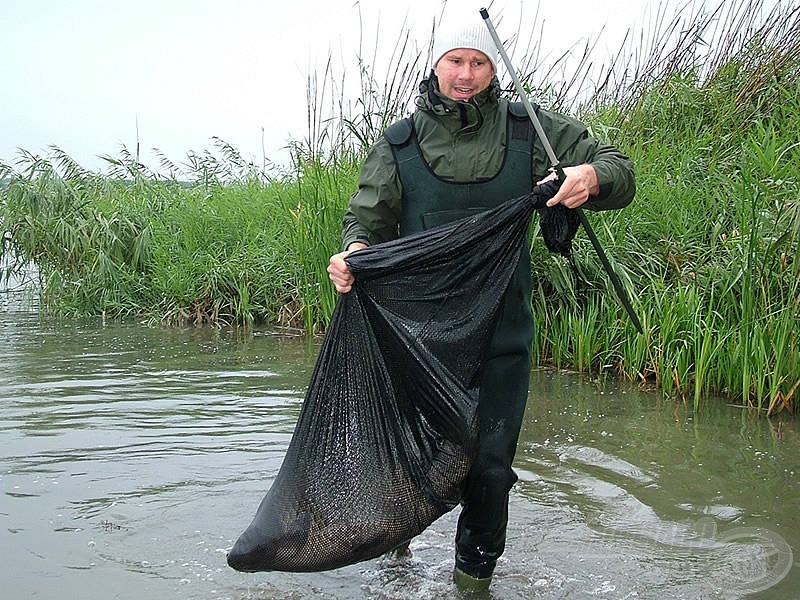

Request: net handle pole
left=479, top=8, right=643, bottom=335
left=479, top=7, right=563, bottom=179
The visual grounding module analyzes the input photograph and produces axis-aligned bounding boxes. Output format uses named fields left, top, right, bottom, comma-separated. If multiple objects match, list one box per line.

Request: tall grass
left=1, top=0, right=798, bottom=412
left=0, top=141, right=359, bottom=331
left=534, top=0, right=800, bottom=413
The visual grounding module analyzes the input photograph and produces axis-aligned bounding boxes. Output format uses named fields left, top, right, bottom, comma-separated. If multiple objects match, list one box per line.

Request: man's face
left=434, top=48, right=494, bottom=102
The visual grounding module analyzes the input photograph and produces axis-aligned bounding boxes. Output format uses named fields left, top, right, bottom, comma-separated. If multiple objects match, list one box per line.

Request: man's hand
left=538, top=164, right=599, bottom=208
left=327, top=242, right=368, bottom=293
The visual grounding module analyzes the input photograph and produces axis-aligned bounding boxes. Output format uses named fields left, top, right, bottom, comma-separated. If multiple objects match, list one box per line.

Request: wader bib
left=384, top=103, right=536, bottom=578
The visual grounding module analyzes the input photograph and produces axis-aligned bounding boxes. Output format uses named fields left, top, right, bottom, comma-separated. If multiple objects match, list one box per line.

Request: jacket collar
left=415, top=72, right=502, bottom=132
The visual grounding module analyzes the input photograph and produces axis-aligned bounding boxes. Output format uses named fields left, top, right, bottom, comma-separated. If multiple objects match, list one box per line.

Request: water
left=1, top=311, right=797, bottom=599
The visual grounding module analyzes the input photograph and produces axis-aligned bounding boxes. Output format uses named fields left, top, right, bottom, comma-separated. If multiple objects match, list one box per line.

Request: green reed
left=1, top=0, right=799, bottom=412
left=525, top=0, right=800, bottom=411
left=0, top=143, right=361, bottom=329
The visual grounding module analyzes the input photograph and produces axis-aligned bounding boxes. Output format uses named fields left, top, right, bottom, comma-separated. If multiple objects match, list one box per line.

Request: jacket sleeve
left=341, top=138, right=402, bottom=250
left=539, top=109, right=636, bottom=211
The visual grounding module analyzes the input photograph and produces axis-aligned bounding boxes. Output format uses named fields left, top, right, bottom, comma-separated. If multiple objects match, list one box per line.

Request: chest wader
left=384, top=104, right=536, bottom=579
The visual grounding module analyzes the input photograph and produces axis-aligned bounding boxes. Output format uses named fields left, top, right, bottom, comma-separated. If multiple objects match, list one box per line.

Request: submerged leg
left=454, top=350, right=531, bottom=583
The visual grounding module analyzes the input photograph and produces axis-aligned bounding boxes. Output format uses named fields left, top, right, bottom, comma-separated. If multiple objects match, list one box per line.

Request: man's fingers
left=327, top=253, right=355, bottom=293
left=546, top=178, right=574, bottom=206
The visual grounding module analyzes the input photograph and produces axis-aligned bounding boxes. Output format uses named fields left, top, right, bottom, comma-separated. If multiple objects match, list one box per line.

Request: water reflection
left=0, top=313, right=796, bottom=599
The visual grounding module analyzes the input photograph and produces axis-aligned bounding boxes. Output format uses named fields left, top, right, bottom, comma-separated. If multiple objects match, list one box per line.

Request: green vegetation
left=1, top=0, right=798, bottom=412
left=0, top=144, right=357, bottom=333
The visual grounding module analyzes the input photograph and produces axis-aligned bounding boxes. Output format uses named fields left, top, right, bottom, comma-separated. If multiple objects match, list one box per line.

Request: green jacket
left=341, top=76, right=635, bottom=250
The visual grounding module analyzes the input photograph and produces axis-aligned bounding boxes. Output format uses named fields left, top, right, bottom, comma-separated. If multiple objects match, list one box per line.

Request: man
left=328, top=15, right=635, bottom=591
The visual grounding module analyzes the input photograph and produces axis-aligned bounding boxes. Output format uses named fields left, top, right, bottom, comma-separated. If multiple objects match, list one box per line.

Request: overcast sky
left=0, top=0, right=754, bottom=173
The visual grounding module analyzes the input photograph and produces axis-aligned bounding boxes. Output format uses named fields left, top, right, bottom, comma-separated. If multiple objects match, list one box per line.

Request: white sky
left=0, top=0, right=749, bottom=173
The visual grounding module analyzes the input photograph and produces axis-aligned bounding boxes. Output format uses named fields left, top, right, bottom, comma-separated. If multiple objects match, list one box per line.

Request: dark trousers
left=454, top=349, right=532, bottom=578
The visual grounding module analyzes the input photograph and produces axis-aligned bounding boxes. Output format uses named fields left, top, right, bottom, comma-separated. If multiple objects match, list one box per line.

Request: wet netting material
left=227, top=181, right=561, bottom=573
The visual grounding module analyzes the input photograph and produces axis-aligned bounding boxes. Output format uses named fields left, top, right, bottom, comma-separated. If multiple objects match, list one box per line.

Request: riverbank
left=1, top=0, right=798, bottom=411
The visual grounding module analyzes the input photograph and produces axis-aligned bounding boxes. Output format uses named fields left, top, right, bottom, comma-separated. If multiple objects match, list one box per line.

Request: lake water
left=1, top=307, right=797, bottom=599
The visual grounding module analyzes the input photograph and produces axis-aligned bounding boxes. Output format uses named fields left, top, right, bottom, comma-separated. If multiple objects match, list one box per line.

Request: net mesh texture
left=227, top=181, right=561, bottom=573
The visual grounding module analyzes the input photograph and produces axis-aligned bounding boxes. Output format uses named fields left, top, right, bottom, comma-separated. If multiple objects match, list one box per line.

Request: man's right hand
left=327, top=242, right=368, bottom=293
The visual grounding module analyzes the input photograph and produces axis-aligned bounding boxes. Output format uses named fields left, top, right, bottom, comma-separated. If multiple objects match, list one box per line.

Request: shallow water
left=1, top=311, right=797, bottom=599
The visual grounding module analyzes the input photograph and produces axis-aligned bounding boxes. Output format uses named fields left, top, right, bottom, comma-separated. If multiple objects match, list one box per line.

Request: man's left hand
left=538, top=164, right=599, bottom=208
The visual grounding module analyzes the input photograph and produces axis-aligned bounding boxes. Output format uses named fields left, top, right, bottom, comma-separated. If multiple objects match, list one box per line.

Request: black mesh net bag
left=227, top=181, right=561, bottom=573
left=540, top=203, right=580, bottom=257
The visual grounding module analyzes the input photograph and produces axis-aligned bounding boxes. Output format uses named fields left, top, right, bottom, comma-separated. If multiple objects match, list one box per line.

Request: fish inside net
left=227, top=181, right=562, bottom=573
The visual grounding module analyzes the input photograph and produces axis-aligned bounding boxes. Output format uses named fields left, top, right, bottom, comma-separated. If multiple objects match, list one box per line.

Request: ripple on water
left=1, top=316, right=797, bottom=599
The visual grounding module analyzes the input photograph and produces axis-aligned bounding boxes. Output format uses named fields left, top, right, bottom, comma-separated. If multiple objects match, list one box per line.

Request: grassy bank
left=0, top=145, right=358, bottom=333
left=533, top=0, right=800, bottom=413
left=1, top=0, right=798, bottom=412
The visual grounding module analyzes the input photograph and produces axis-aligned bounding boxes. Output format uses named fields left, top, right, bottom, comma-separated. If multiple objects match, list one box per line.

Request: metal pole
left=480, top=8, right=563, bottom=177
left=480, top=7, right=643, bottom=334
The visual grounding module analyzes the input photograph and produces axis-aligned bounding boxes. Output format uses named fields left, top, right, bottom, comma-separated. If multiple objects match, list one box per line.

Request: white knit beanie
left=432, top=17, right=499, bottom=72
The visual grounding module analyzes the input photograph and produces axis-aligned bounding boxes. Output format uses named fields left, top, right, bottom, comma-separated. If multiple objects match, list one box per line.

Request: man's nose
left=457, top=64, right=474, bottom=79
